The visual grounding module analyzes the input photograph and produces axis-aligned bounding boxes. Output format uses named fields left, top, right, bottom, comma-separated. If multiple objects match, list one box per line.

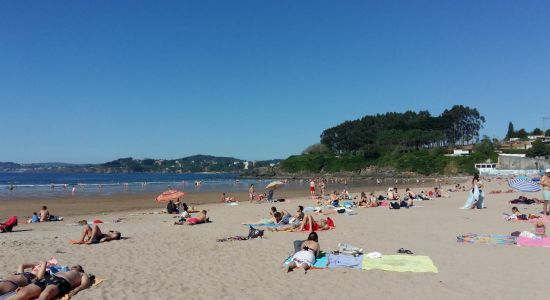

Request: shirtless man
left=73, top=224, right=121, bottom=244
left=39, top=206, right=50, bottom=222
left=11, top=265, right=90, bottom=300
left=185, top=210, right=208, bottom=225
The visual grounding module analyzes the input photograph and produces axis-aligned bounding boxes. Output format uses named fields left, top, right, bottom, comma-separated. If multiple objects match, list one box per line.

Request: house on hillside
left=499, top=140, right=533, bottom=150
left=445, top=144, right=475, bottom=157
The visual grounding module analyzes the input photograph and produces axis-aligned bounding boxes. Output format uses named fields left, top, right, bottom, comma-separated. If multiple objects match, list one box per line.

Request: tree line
left=320, top=105, right=485, bottom=154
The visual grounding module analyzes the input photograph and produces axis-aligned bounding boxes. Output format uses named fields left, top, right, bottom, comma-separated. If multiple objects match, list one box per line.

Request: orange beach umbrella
left=156, top=190, right=185, bottom=202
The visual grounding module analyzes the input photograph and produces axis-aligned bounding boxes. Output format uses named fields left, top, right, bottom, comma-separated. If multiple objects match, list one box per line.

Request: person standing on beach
left=249, top=184, right=255, bottom=203
left=309, top=179, right=316, bottom=197
left=540, top=169, right=550, bottom=215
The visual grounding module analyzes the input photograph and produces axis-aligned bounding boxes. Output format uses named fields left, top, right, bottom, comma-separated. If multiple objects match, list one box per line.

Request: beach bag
left=248, top=226, right=264, bottom=239
left=400, top=201, right=409, bottom=208
left=390, top=202, right=400, bottom=209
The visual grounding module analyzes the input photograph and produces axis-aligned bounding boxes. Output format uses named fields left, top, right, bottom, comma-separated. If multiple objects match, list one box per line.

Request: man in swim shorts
left=74, top=224, right=121, bottom=244
left=11, top=265, right=90, bottom=299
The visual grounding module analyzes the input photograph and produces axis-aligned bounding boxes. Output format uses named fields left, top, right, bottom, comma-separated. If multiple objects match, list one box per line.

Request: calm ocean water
left=0, top=172, right=287, bottom=200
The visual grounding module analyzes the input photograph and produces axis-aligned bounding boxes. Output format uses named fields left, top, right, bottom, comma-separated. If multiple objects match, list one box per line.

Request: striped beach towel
left=457, top=233, right=517, bottom=245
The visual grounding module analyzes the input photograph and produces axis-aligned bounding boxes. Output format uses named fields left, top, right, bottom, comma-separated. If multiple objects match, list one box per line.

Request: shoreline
left=0, top=177, right=467, bottom=220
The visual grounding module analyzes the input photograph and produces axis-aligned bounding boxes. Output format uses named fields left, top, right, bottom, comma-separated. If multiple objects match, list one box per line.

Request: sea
left=0, top=172, right=288, bottom=200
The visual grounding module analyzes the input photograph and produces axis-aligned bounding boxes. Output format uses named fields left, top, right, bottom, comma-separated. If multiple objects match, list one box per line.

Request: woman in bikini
left=0, top=261, right=47, bottom=296
left=269, top=214, right=331, bottom=232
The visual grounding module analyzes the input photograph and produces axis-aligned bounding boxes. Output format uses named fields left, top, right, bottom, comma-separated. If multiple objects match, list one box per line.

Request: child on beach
left=27, top=212, right=40, bottom=223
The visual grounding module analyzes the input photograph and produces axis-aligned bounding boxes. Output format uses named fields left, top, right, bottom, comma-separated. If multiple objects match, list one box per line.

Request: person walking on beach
left=249, top=184, right=255, bottom=203
left=540, top=169, right=550, bottom=215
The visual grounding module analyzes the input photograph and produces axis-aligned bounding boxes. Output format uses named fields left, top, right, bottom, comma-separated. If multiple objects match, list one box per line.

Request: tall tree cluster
left=320, top=105, right=485, bottom=153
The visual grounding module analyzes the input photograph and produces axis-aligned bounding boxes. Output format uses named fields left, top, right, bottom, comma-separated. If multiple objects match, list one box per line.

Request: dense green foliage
left=281, top=137, right=498, bottom=175
left=320, top=105, right=484, bottom=154
left=526, top=139, right=550, bottom=158
left=282, top=106, right=495, bottom=175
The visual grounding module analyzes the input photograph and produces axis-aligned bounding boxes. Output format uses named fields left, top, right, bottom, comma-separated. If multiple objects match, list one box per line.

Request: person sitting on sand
left=182, top=210, right=209, bottom=225
left=325, top=191, right=339, bottom=206
left=0, top=261, right=47, bottom=296
left=287, top=232, right=321, bottom=273
left=179, top=203, right=190, bottom=218
left=39, top=206, right=50, bottom=222
left=292, top=206, right=305, bottom=222
left=27, top=212, right=40, bottom=224
left=404, top=188, right=416, bottom=207
left=359, top=192, right=378, bottom=208
left=220, top=193, right=236, bottom=203
left=166, top=200, right=178, bottom=214
left=11, top=265, right=90, bottom=300
left=387, top=188, right=399, bottom=201
left=72, top=224, right=121, bottom=244
left=358, top=192, right=368, bottom=206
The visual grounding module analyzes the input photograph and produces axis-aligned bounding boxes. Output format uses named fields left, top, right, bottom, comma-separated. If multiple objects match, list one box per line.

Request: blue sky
left=1, top=1, right=549, bottom=163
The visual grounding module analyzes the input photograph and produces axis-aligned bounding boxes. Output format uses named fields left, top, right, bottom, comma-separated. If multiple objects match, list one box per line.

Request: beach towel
left=60, top=276, right=106, bottom=300
left=361, top=255, right=438, bottom=273
left=457, top=233, right=517, bottom=245
left=283, top=252, right=328, bottom=269
left=327, top=254, right=363, bottom=269
left=242, top=223, right=284, bottom=228
left=516, top=236, right=550, bottom=247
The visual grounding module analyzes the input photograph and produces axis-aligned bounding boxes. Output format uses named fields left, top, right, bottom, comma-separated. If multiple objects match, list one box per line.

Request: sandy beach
left=2, top=178, right=550, bottom=300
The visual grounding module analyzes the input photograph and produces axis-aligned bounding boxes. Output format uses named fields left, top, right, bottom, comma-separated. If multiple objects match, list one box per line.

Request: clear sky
left=1, top=1, right=549, bottom=163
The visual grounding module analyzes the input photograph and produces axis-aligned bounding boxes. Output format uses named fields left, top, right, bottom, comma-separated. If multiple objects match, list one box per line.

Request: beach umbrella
left=155, top=190, right=185, bottom=202
left=508, top=178, right=541, bottom=193
left=266, top=181, right=285, bottom=190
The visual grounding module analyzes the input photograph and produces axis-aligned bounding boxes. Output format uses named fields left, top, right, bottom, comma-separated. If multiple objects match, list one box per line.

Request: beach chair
left=0, top=216, right=17, bottom=232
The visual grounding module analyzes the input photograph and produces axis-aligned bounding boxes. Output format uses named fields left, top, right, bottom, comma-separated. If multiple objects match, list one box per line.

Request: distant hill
left=0, top=156, right=281, bottom=174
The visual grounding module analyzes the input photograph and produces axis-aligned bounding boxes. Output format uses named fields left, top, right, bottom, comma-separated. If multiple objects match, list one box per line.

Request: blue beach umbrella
left=508, top=178, right=541, bottom=193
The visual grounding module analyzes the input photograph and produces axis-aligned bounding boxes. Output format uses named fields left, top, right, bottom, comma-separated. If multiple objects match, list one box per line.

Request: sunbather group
left=1, top=262, right=91, bottom=300
left=174, top=210, right=209, bottom=225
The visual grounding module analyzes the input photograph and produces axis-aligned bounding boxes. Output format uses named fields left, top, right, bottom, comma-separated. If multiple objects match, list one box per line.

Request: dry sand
left=2, top=179, right=550, bottom=299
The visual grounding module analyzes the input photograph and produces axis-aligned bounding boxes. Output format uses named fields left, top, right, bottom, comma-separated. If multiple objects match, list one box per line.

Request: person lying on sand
left=505, top=207, right=541, bottom=221
left=11, top=265, right=90, bottom=300
left=269, top=214, right=331, bottom=232
left=0, top=261, right=47, bottom=296
left=175, top=210, right=209, bottom=225
left=72, top=224, right=121, bottom=244
left=241, top=211, right=283, bottom=226
left=287, top=232, right=320, bottom=273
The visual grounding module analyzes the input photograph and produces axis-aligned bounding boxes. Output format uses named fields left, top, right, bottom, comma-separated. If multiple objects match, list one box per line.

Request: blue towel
left=327, top=254, right=363, bottom=269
